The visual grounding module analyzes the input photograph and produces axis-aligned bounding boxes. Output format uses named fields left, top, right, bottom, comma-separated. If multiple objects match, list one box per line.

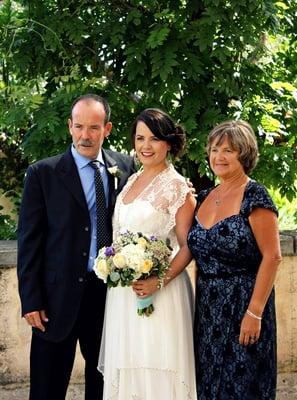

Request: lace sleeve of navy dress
left=241, top=180, right=278, bottom=218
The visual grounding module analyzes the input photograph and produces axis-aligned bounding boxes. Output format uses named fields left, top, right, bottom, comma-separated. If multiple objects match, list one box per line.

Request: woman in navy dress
left=188, top=120, right=282, bottom=399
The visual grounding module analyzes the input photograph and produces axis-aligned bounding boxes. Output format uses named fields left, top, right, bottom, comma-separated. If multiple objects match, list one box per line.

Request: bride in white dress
left=99, top=109, right=197, bottom=399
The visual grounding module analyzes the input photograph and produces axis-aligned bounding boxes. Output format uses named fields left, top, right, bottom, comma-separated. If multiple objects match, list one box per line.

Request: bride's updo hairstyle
left=131, top=108, right=186, bottom=158
left=206, top=120, right=259, bottom=174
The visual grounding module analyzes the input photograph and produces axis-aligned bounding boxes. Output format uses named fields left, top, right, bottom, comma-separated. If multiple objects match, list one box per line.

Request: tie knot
left=89, top=160, right=100, bottom=170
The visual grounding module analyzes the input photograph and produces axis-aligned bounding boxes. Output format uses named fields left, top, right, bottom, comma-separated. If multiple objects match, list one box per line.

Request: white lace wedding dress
left=99, top=164, right=197, bottom=400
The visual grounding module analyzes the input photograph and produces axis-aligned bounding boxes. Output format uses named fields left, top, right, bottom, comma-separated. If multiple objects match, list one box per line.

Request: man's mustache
left=78, top=139, right=93, bottom=146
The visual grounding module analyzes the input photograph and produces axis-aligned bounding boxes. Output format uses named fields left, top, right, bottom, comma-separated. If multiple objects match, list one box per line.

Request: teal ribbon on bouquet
left=137, top=295, right=154, bottom=317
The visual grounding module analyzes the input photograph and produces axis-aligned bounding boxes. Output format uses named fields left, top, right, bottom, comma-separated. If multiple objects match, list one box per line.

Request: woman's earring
left=131, top=149, right=141, bottom=170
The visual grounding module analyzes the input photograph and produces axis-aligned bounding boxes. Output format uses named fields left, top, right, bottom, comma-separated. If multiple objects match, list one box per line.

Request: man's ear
left=68, top=119, right=73, bottom=135
left=104, top=122, right=113, bottom=138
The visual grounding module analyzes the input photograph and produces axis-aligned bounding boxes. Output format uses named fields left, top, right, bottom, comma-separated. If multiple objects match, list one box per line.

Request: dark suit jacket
left=17, top=146, right=135, bottom=342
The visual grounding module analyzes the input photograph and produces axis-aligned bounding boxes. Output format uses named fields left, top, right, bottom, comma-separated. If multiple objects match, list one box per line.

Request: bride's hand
left=132, top=276, right=159, bottom=297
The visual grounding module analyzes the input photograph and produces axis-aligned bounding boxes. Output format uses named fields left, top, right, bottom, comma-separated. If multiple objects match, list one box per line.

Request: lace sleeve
left=166, top=178, right=191, bottom=234
left=241, top=181, right=278, bottom=218
left=145, top=166, right=191, bottom=237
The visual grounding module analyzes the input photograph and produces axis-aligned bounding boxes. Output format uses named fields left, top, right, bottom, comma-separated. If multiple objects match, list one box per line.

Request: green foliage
left=0, top=206, right=17, bottom=240
left=0, top=0, right=296, bottom=238
left=269, top=186, right=297, bottom=230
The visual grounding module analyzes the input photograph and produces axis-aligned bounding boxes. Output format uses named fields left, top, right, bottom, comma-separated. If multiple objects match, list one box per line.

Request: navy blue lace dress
left=187, top=180, right=278, bottom=400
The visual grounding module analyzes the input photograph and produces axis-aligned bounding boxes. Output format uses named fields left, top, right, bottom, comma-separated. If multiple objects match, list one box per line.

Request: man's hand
left=24, top=310, right=49, bottom=332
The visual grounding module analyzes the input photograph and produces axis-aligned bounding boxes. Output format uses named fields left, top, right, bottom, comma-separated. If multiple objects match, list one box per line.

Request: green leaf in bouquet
left=110, top=271, right=120, bottom=283
left=106, top=277, right=119, bottom=288
left=123, top=269, right=132, bottom=278
left=137, top=304, right=154, bottom=317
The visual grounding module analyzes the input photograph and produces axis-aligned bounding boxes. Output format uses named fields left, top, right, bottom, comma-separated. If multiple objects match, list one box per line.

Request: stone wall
left=0, top=241, right=84, bottom=385
left=276, top=231, right=297, bottom=372
left=0, top=234, right=296, bottom=384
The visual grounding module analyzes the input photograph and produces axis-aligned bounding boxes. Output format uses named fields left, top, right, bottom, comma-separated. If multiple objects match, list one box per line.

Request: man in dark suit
left=17, top=94, right=135, bottom=400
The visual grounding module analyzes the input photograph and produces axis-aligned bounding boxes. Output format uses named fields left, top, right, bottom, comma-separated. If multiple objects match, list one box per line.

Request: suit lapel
left=55, top=147, right=89, bottom=213
left=103, top=149, right=118, bottom=210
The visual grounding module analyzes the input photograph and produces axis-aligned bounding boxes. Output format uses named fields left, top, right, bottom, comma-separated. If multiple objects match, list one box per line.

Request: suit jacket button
left=83, top=252, right=87, bottom=256
left=78, top=277, right=84, bottom=283
left=84, top=226, right=89, bottom=231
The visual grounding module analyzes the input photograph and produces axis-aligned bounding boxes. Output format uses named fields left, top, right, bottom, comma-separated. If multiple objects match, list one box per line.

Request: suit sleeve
left=125, top=154, right=137, bottom=177
left=17, top=164, right=46, bottom=316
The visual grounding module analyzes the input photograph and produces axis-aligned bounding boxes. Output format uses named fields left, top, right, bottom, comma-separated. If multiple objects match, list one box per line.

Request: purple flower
left=149, top=235, right=157, bottom=241
left=104, top=246, right=115, bottom=256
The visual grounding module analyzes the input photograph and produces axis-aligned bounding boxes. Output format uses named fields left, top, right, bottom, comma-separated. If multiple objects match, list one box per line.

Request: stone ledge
left=0, top=241, right=17, bottom=268
left=280, top=231, right=297, bottom=256
left=0, top=232, right=296, bottom=267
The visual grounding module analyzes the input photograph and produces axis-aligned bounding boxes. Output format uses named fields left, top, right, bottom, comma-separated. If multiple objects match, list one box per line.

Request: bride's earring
left=131, top=149, right=141, bottom=170
left=166, top=145, right=173, bottom=162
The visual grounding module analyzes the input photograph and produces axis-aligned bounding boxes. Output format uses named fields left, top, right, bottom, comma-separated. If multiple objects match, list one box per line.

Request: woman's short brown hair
left=206, top=120, right=259, bottom=174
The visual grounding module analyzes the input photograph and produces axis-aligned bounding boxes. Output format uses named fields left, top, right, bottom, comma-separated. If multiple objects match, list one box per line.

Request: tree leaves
left=0, top=0, right=296, bottom=234
left=147, top=25, right=170, bottom=49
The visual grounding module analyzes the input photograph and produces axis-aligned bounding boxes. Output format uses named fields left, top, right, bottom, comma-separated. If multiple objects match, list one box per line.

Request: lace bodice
left=113, top=164, right=190, bottom=252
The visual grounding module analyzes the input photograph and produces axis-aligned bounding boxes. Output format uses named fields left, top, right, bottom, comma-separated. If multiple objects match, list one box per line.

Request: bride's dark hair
left=131, top=108, right=186, bottom=158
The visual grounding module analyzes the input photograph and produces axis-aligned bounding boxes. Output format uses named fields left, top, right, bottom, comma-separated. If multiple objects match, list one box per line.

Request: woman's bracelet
left=158, top=269, right=172, bottom=290
left=157, top=276, right=164, bottom=290
left=246, top=309, right=262, bottom=320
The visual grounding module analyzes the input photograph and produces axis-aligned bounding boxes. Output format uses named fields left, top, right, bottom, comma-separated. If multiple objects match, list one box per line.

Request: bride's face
left=135, top=121, right=170, bottom=169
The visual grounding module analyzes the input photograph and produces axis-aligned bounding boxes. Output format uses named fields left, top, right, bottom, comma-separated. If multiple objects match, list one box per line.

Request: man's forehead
left=72, top=100, right=106, bottom=119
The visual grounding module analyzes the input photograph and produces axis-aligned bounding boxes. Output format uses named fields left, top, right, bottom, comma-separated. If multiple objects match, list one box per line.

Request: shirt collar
left=71, top=145, right=105, bottom=169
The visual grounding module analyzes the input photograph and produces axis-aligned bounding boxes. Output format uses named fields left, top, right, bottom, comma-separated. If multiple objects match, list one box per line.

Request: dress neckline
left=121, top=164, right=172, bottom=206
left=195, top=179, right=252, bottom=231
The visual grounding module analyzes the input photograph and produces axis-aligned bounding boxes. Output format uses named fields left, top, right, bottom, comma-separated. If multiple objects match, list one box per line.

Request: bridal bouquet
left=93, top=231, right=172, bottom=316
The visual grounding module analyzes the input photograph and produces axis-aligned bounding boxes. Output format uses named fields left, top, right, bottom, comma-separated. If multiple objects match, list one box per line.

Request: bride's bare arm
left=163, top=193, right=196, bottom=284
left=132, top=193, right=196, bottom=297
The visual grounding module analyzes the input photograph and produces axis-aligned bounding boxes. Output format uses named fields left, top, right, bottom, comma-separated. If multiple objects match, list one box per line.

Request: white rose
left=113, top=253, right=127, bottom=269
left=140, top=259, right=153, bottom=274
left=120, top=244, right=145, bottom=272
left=94, top=259, right=109, bottom=282
left=98, top=247, right=107, bottom=258
left=137, top=237, right=147, bottom=249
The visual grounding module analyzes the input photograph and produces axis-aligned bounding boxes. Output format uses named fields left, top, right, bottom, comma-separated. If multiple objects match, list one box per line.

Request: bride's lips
left=141, top=152, right=154, bottom=157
